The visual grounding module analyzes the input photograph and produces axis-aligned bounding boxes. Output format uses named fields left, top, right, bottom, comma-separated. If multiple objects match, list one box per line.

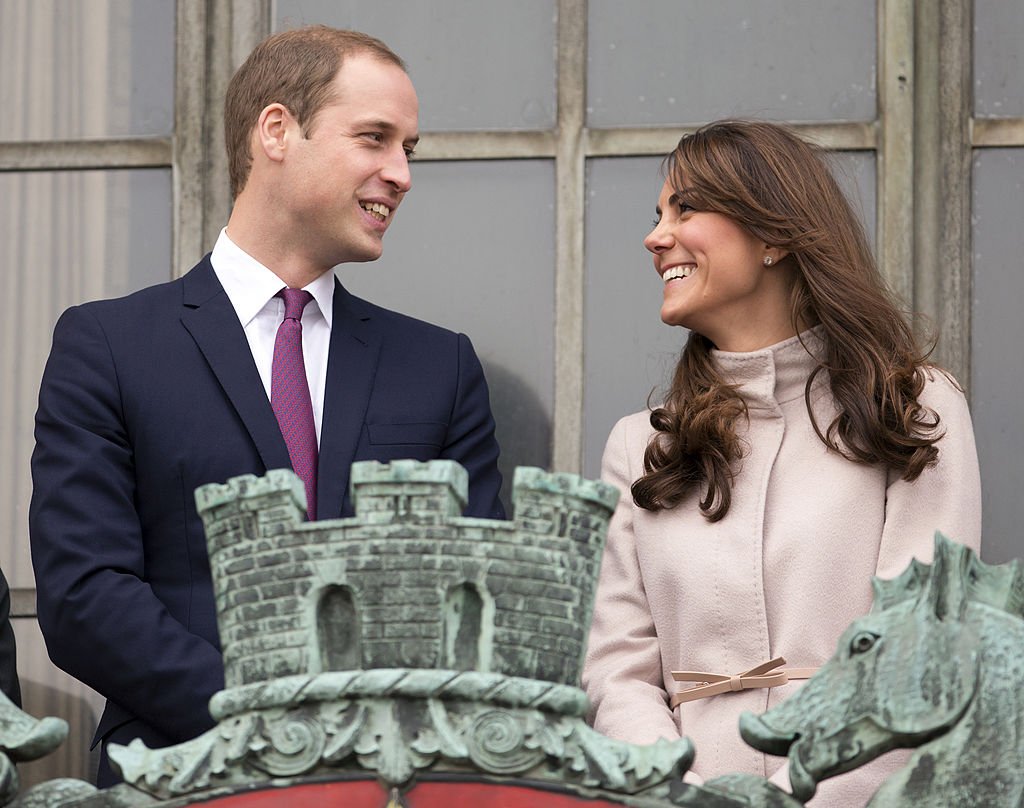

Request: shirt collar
left=210, top=228, right=335, bottom=328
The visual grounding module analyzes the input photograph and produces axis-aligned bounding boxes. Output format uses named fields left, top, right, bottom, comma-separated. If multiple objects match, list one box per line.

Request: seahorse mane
left=869, top=532, right=1024, bottom=619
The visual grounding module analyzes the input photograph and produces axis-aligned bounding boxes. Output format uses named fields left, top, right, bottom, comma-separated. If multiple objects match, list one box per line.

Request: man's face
left=282, top=53, right=419, bottom=269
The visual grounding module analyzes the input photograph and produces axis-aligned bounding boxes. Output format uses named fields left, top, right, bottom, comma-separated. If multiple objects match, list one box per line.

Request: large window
left=1, top=0, right=1019, bottom=785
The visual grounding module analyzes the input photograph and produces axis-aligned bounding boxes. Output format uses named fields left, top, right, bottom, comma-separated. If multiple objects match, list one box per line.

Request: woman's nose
left=644, top=225, right=670, bottom=254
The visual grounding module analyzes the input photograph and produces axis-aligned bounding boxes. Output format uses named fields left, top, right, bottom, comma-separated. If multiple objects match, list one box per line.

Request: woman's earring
left=763, top=256, right=774, bottom=266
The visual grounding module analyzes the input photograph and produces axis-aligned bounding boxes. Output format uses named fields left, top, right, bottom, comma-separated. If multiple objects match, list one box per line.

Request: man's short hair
left=224, top=25, right=406, bottom=199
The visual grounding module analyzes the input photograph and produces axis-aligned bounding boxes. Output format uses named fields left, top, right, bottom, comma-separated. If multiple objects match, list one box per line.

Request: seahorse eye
left=850, top=631, right=879, bottom=654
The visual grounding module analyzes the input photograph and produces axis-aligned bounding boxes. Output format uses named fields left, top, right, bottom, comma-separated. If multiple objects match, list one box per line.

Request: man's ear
left=255, top=103, right=292, bottom=164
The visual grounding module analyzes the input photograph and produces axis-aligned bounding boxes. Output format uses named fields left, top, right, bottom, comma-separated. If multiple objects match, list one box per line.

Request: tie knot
left=277, top=288, right=314, bottom=321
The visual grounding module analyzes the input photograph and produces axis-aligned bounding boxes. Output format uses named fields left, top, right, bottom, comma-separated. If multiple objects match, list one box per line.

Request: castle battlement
left=196, top=461, right=619, bottom=690
left=195, top=469, right=307, bottom=558
left=350, top=458, right=468, bottom=523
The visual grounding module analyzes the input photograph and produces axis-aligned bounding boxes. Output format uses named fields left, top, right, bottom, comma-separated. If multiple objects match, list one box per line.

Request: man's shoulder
left=81, top=278, right=181, bottom=311
left=64, top=257, right=211, bottom=321
left=341, top=286, right=462, bottom=343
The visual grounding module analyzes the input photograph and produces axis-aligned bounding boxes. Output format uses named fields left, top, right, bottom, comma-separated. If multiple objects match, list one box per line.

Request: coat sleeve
left=0, top=567, right=20, bottom=708
left=441, top=333, right=505, bottom=520
left=582, top=416, right=681, bottom=745
left=875, top=369, right=982, bottom=579
left=29, top=305, right=223, bottom=744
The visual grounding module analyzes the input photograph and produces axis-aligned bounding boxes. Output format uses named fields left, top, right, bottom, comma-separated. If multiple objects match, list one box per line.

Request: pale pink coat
left=582, top=331, right=982, bottom=806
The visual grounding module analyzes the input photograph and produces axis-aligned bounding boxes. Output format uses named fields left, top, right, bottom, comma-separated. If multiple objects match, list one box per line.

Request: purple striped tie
left=271, top=288, right=317, bottom=520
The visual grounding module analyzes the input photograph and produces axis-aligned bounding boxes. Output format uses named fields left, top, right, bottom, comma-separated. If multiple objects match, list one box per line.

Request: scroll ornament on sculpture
left=110, top=669, right=697, bottom=802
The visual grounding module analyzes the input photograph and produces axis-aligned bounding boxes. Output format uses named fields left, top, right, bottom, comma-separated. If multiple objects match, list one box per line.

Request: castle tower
left=490, top=467, right=618, bottom=683
left=196, top=470, right=315, bottom=687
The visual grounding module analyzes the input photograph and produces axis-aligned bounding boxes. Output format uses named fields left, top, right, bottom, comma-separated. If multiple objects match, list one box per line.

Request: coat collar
left=711, top=327, right=828, bottom=410
left=179, top=256, right=292, bottom=475
left=316, top=278, right=382, bottom=518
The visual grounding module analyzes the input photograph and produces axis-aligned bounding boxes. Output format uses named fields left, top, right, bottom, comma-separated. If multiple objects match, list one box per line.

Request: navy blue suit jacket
left=29, top=257, right=503, bottom=764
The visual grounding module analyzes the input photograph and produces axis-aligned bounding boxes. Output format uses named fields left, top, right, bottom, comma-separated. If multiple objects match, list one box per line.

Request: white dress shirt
left=210, top=228, right=334, bottom=443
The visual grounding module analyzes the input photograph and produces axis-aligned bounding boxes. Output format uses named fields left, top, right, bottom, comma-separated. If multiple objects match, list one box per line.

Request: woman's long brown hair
left=632, top=121, right=943, bottom=520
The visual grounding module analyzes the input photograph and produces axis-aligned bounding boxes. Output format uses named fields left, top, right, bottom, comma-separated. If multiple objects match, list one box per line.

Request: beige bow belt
left=670, top=656, right=818, bottom=708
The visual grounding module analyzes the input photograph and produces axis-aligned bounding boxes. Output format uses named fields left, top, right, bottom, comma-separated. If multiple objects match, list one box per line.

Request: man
left=29, top=26, right=503, bottom=786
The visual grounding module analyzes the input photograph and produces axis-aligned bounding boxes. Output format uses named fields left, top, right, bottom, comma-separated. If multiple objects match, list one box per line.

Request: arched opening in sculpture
left=443, top=583, right=484, bottom=670
left=316, top=585, right=361, bottom=671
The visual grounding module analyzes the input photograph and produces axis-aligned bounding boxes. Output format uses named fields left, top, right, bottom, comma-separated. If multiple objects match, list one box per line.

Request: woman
left=582, top=121, right=981, bottom=804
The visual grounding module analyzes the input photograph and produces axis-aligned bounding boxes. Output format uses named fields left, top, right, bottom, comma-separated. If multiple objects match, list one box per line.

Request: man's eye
left=363, top=132, right=383, bottom=143
left=404, top=148, right=417, bottom=159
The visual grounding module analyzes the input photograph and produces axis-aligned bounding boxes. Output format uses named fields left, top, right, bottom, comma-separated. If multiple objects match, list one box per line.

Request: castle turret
left=195, top=470, right=314, bottom=687
left=488, top=467, right=619, bottom=684
left=350, top=459, right=468, bottom=524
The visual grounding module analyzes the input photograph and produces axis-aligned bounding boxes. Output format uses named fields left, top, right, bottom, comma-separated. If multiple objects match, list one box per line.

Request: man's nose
left=382, top=147, right=412, bottom=192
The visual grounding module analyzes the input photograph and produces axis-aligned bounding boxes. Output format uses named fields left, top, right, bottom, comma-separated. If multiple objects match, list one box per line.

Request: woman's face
left=643, top=178, right=794, bottom=352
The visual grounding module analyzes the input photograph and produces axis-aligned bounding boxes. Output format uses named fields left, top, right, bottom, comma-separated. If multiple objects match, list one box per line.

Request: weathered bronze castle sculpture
left=1, top=461, right=1019, bottom=806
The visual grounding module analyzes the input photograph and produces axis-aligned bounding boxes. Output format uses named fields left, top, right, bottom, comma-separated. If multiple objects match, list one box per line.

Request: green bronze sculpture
left=106, top=461, right=702, bottom=806
left=0, top=692, right=94, bottom=807
left=1, top=463, right=1019, bottom=806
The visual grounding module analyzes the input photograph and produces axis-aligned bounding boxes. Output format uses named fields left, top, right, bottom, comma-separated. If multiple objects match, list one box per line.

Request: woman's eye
left=651, top=217, right=661, bottom=227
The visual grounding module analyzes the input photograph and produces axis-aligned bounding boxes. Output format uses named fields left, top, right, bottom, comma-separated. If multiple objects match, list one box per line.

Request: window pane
left=0, top=169, right=171, bottom=586
left=971, top=148, right=1024, bottom=564
left=339, top=160, right=555, bottom=507
left=587, top=0, right=876, bottom=126
left=275, top=0, right=557, bottom=131
left=830, top=151, right=877, bottom=255
left=583, top=156, right=680, bottom=479
left=0, top=0, right=174, bottom=141
left=974, top=0, right=1024, bottom=118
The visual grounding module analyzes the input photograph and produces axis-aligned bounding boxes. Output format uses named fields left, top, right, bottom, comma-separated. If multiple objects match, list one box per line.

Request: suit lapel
left=317, top=279, right=381, bottom=518
left=179, top=259, right=292, bottom=474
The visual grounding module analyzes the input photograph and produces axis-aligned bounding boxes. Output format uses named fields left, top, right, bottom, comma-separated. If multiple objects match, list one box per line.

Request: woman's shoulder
left=917, top=366, right=969, bottom=411
left=607, top=410, right=657, bottom=445
left=601, top=410, right=656, bottom=469
left=600, top=410, right=658, bottom=488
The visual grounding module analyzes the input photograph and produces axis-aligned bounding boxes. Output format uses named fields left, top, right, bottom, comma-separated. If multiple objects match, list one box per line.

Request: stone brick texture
left=197, top=462, right=617, bottom=689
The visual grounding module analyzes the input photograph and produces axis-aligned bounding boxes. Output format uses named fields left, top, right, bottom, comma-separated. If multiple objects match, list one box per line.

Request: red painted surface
left=192, top=778, right=630, bottom=807
left=402, top=782, right=625, bottom=807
